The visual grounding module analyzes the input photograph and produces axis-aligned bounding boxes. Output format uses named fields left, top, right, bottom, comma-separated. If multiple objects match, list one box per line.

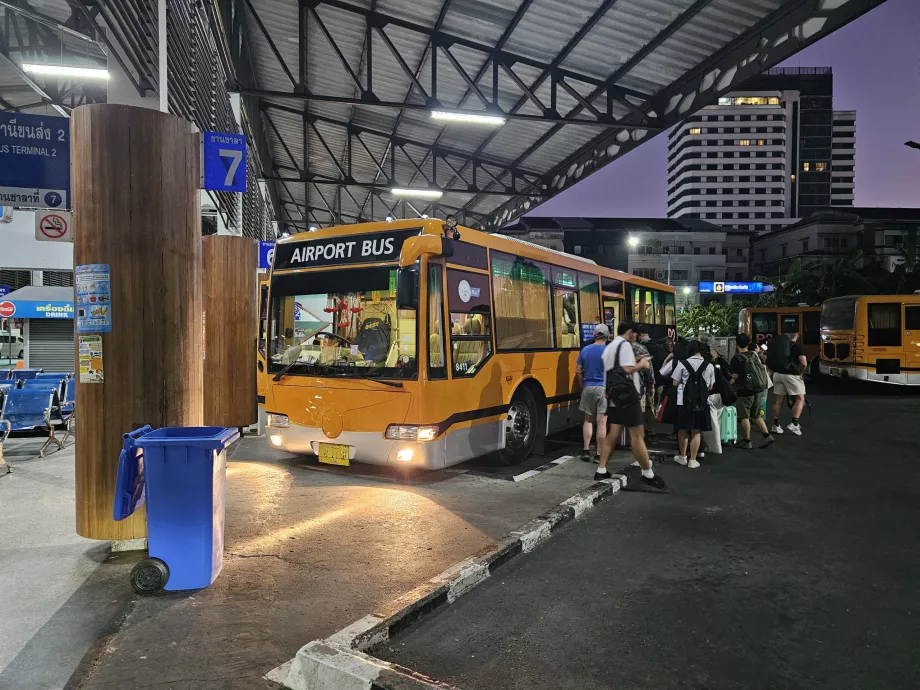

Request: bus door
left=904, top=305, right=920, bottom=369
left=865, top=302, right=903, bottom=374
left=603, top=298, right=622, bottom=335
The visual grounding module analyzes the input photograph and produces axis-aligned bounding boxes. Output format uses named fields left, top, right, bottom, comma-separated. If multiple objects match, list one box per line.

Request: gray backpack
left=742, top=351, right=770, bottom=392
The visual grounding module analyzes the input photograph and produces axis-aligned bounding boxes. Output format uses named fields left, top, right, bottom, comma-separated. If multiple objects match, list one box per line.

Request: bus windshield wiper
left=272, top=359, right=301, bottom=381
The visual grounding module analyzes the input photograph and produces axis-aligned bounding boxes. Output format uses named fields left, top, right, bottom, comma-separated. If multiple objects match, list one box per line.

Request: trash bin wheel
left=131, top=558, right=170, bottom=595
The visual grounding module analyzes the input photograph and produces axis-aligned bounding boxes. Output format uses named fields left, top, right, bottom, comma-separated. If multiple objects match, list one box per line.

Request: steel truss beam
left=0, top=1, right=107, bottom=115
left=476, top=0, right=887, bottom=230
left=260, top=104, right=544, bottom=198
left=236, top=0, right=660, bottom=129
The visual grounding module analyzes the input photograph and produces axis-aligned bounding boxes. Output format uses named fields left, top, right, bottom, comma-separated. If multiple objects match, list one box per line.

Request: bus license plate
left=318, top=443, right=350, bottom=466
left=830, top=367, right=841, bottom=377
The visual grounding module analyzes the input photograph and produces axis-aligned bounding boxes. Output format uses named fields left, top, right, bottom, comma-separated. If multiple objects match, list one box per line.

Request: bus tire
left=498, top=386, right=538, bottom=466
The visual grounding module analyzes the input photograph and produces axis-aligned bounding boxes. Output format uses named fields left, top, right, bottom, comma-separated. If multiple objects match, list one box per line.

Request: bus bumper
left=266, top=424, right=447, bottom=469
left=819, top=362, right=920, bottom=385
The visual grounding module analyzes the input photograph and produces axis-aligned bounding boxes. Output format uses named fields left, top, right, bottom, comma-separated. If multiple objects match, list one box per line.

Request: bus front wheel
left=498, top=387, right=538, bottom=466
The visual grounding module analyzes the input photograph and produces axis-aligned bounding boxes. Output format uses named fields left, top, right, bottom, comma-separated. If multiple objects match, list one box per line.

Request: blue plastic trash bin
left=129, top=426, right=239, bottom=592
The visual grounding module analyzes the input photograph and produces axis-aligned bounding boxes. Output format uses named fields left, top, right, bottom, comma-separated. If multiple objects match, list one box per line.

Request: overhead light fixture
left=22, top=63, right=109, bottom=79
left=627, top=236, right=640, bottom=247
left=431, top=110, right=506, bottom=126
left=390, top=188, right=443, bottom=199
left=308, top=225, right=318, bottom=232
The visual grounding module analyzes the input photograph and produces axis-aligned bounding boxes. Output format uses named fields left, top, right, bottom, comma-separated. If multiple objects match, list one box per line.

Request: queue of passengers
left=575, top=320, right=808, bottom=493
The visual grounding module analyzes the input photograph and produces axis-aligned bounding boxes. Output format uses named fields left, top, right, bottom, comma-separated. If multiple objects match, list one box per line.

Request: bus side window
left=802, top=311, right=820, bottom=345
left=867, top=303, right=901, bottom=346
left=427, top=262, right=447, bottom=379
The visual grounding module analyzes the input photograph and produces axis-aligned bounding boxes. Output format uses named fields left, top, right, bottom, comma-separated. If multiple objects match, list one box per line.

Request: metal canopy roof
left=238, top=0, right=883, bottom=232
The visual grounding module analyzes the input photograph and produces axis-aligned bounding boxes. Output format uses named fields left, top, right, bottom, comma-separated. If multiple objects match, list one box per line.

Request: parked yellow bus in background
left=261, top=217, right=675, bottom=469
left=820, top=294, right=920, bottom=385
left=738, top=306, right=822, bottom=375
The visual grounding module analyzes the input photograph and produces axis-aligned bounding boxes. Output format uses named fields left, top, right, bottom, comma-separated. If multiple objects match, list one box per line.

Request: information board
left=76, top=264, right=112, bottom=333
left=202, top=131, right=247, bottom=193
left=0, top=112, right=70, bottom=208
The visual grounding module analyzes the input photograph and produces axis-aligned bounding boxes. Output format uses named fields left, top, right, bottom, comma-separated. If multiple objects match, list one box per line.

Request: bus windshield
left=269, top=266, right=417, bottom=379
left=821, top=297, right=857, bottom=331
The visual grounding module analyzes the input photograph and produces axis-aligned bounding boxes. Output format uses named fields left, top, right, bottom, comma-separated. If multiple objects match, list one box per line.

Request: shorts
left=676, top=404, right=712, bottom=432
left=607, top=398, right=643, bottom=429
left=772, top=373, right=805, bottom=397
left=735, top=392, right=764, bottom=420
left=579, top=386, right=607, bottom=418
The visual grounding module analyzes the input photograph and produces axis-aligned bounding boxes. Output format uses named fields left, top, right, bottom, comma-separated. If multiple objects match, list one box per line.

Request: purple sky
left=530, top=0, right=920, bottom=218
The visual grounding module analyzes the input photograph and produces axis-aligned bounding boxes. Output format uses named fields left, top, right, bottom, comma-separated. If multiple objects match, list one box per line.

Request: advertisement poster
left=78, top=335, right=104, bottom=383
left=76, top=264, right=112, bottom=333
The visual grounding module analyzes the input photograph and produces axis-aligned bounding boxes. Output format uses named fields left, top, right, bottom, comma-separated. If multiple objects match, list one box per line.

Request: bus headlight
left=385, top=425, right=439, bottom=441
left=267, top=413, right=289, bottom=428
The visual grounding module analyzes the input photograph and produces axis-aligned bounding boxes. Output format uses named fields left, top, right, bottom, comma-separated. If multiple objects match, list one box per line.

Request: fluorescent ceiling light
left=390, top=188, right=443, bottom=199
left=22, top=63, right=109, bottom=79
left=430, top=110, right=505, bottom=126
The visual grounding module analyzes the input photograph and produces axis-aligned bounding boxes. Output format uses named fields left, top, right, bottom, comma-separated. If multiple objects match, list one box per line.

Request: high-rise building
left=666, top=67, right=855, bottom=234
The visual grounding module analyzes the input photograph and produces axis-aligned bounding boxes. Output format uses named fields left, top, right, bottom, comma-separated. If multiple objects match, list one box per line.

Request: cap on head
left=593, top=324, right=610, bottom=339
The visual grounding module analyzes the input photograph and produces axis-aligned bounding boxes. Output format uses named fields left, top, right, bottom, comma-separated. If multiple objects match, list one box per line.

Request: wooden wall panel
left=203, top=236, right=258, bottom=427
left=72, top=105, right=203, bottom=540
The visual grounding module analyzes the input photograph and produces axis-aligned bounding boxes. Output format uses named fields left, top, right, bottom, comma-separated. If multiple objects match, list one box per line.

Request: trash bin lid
left=113, top=424, right=154, bottom=521
left=134, top=426, right=240, bottom=451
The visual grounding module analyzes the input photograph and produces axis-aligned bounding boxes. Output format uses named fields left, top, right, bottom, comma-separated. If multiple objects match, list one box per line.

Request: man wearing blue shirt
left=576, top=324, right=610, bottom=462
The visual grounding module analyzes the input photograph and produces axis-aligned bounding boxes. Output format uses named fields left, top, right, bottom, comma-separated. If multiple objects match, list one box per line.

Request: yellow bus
left=261, top=217, right=675, bottom=469
left=819, top=294, right=920, bottom=385
left=738, top=306, right=822, bottom=375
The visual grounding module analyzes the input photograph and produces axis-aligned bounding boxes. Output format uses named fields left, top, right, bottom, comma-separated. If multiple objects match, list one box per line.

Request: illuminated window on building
left=757, top=140, right=765, bottom=146
left=739, top=139, right=751, bottom=146
left=815, top=162, right=827, bottom=171
left=802, top=162, right=810, bottom=171
left=689, top=128, right=701, bottom=135
left=768, top=97, right=780, bottom=105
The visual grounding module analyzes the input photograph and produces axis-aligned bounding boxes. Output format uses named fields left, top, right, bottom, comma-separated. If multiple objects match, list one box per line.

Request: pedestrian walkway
left=0, top=431, right=602, bottom=688
left=375, top=392, right=920, bottom=689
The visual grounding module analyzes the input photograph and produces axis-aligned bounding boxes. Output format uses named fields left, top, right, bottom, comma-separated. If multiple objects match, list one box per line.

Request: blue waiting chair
left=59, top=379, right=75, bottom=445
left=12, top=369, right=41, bottom=381
left=36, top=372, right=71, bottom=381
left=21, top=377, right=66, bottom=397
left=0, top=388, right=64, bottom=457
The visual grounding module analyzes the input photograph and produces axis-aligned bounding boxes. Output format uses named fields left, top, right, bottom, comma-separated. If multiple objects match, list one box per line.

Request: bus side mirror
left=396, top=268, right=418, bottom=310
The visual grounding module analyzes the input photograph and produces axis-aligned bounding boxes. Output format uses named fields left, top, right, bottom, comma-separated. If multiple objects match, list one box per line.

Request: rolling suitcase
left=720, top=405, right=738, bottom=444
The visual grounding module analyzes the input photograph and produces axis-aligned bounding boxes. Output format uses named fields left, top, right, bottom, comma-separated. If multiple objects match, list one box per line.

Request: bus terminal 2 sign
left=0, top=112, right=71, bottom=209
left=699, top=281, right=765, bottom=294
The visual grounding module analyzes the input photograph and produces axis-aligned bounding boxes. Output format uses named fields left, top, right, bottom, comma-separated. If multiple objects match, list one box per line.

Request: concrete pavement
left=376, top=391, right=920, bottom=689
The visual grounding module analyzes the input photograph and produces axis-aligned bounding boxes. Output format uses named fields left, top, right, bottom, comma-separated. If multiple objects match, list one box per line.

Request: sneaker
left=698, top=451, right=706, bottom=459
left=580, top=450, right=593, bottom=462
left=737, top=439, right=753, bottom=450
left=673, top=455, right=688, bottom=466
left=786, top=423, right=802, bottom=436
left=630, top=460, right=641, bottom=467
left=638, top=474, right=669, bottom=493
left=593, top=455, right=601, bottom=464
left=688, top=459, right=701, bottom=469
left=771, top=425, right=784, bottom=434
left=760, top=435, right=776, bottom=448
left=594, top=470, right=612, bottom=481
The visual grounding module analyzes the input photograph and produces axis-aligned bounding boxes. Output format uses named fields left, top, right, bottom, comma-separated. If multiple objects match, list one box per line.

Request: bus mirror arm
left=398, top=235, right=453, bottom=268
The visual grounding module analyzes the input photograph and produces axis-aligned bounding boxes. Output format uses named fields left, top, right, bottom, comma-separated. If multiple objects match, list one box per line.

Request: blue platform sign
left=699, top=281, right=764, bottom=294
left=202, top=131, right=247, bottom=193
left=259, top=241, right=275, bottom=272
left=0, top=286, right=9, bottom=298
left=0, top=112, right=71, bottom=208
left=0, top=300, right=73, bottom=319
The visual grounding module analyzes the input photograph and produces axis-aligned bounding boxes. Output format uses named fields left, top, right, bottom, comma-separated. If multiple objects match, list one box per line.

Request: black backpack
left=680, top=359, right=711, bottom=414
left=766, top=334, right=798, bottom=374
left=355, top=316, right=391, bottom=363
left=605, top=341, right=639, bottom=407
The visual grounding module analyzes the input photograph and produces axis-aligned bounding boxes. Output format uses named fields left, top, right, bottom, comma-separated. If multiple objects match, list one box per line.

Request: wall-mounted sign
left=76, top=264, right=112, bottom=333
left=0, top=299, right=73, bottom=319
left=699, top=281, right=765, bottom=294
left=78, top=335, right=104, bottom=383
left=202, top=131, right=247, bottom=193
left=259, top=241, right=275, bottom=273
left=35, top=209, right=72, bottom=242
left=0, top=112, right=70, bottom=208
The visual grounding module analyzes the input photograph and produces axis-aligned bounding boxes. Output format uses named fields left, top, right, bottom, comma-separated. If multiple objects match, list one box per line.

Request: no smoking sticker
left=35, top=209, right=72, bottom=242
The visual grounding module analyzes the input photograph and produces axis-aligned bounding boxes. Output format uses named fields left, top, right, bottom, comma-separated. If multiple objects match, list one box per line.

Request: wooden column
left=72, top=105, right=203, bottom=540
left=203, top=235, right=258, bottom=427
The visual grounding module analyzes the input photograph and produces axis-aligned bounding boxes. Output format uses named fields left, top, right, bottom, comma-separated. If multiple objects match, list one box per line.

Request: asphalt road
left=376, top=388, right=920, bottom=689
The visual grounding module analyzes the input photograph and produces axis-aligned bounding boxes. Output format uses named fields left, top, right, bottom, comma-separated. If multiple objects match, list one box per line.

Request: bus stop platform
left=0, top=426, right=613, bottom=688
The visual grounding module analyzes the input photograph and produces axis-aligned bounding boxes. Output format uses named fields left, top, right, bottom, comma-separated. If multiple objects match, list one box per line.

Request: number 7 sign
left=202, top=131, right=248, bottom=193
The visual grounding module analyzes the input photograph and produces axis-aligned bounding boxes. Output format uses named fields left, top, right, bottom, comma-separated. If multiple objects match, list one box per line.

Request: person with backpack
left=766, top=323, right=808, bottom=436
left=669, top=340, right=715, bottom=468
left=730, top=333, right=776, bottom=449
left=594, top=321, right=669, bottom=493
left=576, top=324, right=610, bottom=463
